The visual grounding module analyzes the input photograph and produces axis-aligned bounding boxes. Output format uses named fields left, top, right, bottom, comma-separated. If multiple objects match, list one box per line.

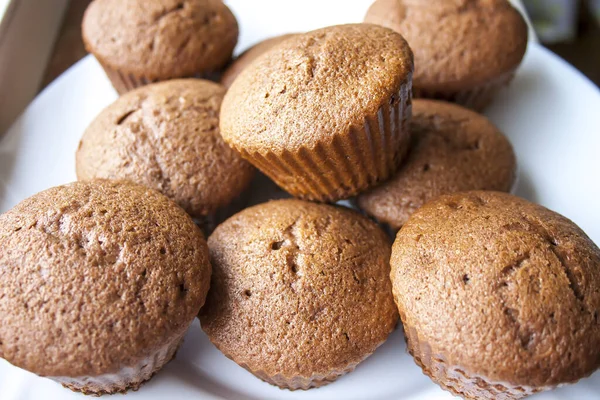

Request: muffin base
left=210, top=344, right=365, bottom=390
left=413, top=71, right=515, bottom=112
left=235, top=81, right=413, bottom=203
left=400, top=316, right=543, bottom=400
left=202, top=320, right=392, bottom=390
left=50, top=332, right=185, bottom=396
left=241, top=360, right=359, bottom=390
left=100, top=63, right=221, bottom=95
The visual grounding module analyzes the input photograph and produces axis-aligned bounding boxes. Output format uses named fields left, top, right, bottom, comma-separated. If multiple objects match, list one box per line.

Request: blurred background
left=525, top=0, right=600, bottom=85
left=0, top=0, right=598, bottom=134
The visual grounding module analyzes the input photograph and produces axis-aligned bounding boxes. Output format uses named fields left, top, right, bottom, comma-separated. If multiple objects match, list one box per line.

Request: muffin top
left=76, top=79, right=255, bottom=218
left=200, top=199, right=397, bottom=380
left=365, top=0, right=528, bottom=91
left=221, top=34, right=298, bottom=88
left=0, top=180, right=211, bottom=377
left=82, top=0, right=238, bottom=78
left=391, top=191, right=600, bottom=387
left=357, top=99, right=516, bottom=230
left=220, top=23, right=413, bottom=153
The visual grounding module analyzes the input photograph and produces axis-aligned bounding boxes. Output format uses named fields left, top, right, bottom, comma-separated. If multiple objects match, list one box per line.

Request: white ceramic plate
left=1, top=1, right=600, bottom=399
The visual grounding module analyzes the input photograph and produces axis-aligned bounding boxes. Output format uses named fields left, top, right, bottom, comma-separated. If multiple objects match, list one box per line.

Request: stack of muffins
left=1, top=1, right=599, bottom=399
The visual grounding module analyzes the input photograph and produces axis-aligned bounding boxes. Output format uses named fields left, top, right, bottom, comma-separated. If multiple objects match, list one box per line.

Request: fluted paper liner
left=233, top=80, right=413, bottom=203
left=399, top=309, right=544, bottom=400
left=50, top=332, right=185, bottom=395
left=206, top=337, right=379, bottom=391
left=413, top=71, right=516, bottom=112
left=100, top=63, right=219, bottom=95
left=202, top=306, right=395, bottom=390
left=240, top=360, right=360, bottom=390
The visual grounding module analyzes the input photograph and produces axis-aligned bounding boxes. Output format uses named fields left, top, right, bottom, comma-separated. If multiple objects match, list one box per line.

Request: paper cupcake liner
left=202, top=316, right=393, bottom=390
left=399, top=310, right=542, bottom=400
left=100, top=63, right=221, bottom=95
left=413, top=71, right=516, bottom=112
left=50, top=332, right=185, bottom=395
left=234, top=81, right=413, bottom=203
left=207, top=340, right=364, bottom=390
left=240, top=360, right=359, bottom=390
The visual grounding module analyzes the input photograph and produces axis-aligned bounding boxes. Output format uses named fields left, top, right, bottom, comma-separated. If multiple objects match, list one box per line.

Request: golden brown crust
left=221, top=23, right=413, bottom=153
left=365, top=0, right=528, bottom=109
left=76, top=79, right=255, bottom=219
left=200, top=199, right=398, bottom=389
left=391, top=191, right=600, bottom=397
left=82, top=0, right=238, bottom=80
left=0, top=180, right=211, bottom=378
left=221, top=34, right=298, bottom=88
left=357, top=99, right=516, bottom=231
left=220, top=24, right=414, bottom=201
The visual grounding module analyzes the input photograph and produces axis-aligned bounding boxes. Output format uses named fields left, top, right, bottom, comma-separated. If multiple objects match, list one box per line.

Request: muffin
left=365, top=0, right=528, bottom=110
left=82, top=0, right=238, bottom=94
left=391, top=191, right=600, bottom=399
left=357, top=99, right=516, bottom=232
left=221, top=34, right=298, bottom=88
left=200, top=199, right=398, bottom=389
left=220, top=24, right=414, bottom=202
left=0, top=180, right=211, bottom=395
left=76, top=79, right=255, bottom=227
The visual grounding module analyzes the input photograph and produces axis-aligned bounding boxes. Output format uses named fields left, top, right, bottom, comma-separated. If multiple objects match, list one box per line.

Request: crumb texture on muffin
left=221, top=34, right=298, bottom=88
left=220, top=24, right=413, bottom=201
left=365, top=0, right=528, bottom=92
left=0, top=180, right=211, bottom=378
left=201, top=199, right=398, bottom=389
left=220, top=23, right=413, bottom=153
left=82, top=0, right=238, bottom=79
left=391, top=191, right=600, bottom=399
left=358, top=99, right=516, bottom=230
left=76, top=79, right=254, bottom=218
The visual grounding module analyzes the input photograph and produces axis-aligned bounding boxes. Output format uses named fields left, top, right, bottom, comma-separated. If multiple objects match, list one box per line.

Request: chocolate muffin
left=82, top=0, right=238, bottom=94
left=200, top=199, right=397, bottom=389
left=365, top=0, right=528, bottom=110
left=357, top=99, right=516, bottom=231
left=76, top=79, right=255, bottom=225
left=221, top=34, right=298, bottom=88
left=220, top=24, right=414, bottom=202
left=0, top=180, right=211, bottom=395
left=391, top=191, right=600, bottom=399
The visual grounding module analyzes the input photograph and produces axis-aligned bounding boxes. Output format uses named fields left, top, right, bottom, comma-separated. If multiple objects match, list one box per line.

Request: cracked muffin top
left=220, top=23, right=413, bottom=153
left=357, top=99, right=516, bottom=231
left=200, top=199, right=397, bottom=385
left=82, top=0, right=238, bottom=79
left=0, top=180, right=211, bottom=377
left=76, top=79, right=255, bottom=219
left=391, top=191, right=600, bottom=388
left=364, top=0, right=528, bottom=92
